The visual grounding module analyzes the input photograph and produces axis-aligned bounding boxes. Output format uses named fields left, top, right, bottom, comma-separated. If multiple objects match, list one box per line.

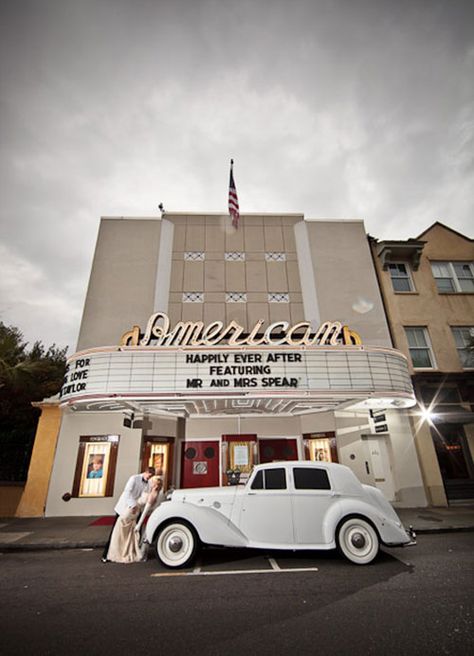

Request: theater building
left=18, top=213, right=428, bottom=517
left=371, top=222, right=474, bottom=505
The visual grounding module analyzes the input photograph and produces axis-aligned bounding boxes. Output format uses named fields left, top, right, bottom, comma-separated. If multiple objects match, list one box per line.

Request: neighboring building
left=371, top=222, right=474, bottom=505
left=19, top=213, right=428, bottom=517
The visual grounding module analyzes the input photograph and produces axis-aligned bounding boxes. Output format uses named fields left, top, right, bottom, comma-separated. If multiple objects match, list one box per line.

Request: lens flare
left=419, top=406, right=436, bottom=423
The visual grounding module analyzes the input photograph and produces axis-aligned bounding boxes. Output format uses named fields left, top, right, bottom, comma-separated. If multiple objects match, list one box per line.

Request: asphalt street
left=1, top=533, right=473, bottom=656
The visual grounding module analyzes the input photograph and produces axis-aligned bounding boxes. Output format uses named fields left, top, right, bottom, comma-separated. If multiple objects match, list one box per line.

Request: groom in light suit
left=101, top=466, right=155, bottom=562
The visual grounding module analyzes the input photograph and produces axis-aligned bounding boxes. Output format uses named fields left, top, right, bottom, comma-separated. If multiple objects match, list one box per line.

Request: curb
left=1, top=526, right=474, bottom=552
left=0, top=541, right=107, bottom=552
left=412, top=526, right=474, bottom=535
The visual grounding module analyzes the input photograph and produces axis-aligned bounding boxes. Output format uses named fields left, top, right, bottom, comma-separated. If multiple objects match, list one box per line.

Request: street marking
left=268, top=557, right=280, bottom=570
left=151, top=566, right=318, bottom=578
left=0, top=532, right=32, bottom=543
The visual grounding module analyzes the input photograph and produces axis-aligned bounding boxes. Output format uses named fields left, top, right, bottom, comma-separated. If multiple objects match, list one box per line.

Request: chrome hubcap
left=351, top=532, right=366, bottom=548
left=168, top=536, right=184, bottom=553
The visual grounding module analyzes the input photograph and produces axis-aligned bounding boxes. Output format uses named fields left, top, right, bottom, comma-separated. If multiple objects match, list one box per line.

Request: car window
left=293, top=467, right=331, bottom=490
left=251, top=470, right=264, bottom=489
left=250, top=468, right=287, bottom=490
left=264, top=468, right=286, bottom=490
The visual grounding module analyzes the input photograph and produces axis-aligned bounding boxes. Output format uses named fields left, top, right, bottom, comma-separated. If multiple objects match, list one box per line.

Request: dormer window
left=388, top=263, right=414, bottom=292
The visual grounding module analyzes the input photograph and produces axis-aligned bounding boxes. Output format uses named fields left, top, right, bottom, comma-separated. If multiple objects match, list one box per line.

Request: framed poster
left=79, top=442, right=110, bottom=496
left=72, top=435, right=119, bottom=498
left=304, top=432, right=338, bottom=463
left=229, top=441, right=254, bottom=474
left=142, top=439, right=172, bottom=490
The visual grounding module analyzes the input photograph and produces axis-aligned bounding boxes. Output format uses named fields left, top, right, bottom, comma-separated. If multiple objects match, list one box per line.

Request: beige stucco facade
left=371, top=222, right=474, bottom=505
left=77, top=215, right=393, bottom=351
left=77, top=218, right=162, bottom=351
left=31, top=213, right=429, bottom=517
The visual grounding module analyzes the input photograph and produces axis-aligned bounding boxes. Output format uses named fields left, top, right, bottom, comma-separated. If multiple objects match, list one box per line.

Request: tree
left=0, top=322, right=67, bottom=480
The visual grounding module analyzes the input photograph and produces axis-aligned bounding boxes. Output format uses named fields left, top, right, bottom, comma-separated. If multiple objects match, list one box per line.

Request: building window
left=265, top=252, right=286, bottom=262
left=225, top=252, right=245, bottom=261
left=452, top=327, right=474, bottom=368
left=419, top=385, right=461, bottom=414
left=388, top=263, right=414, bottom=292
left=184, top=252, right=205, bottom=261
left=72, top=435, right=119, bottom=498
left=405, top=327, right=436, bottom=368
left=182, top=292, right=204, bottom=303
left=226, top=292, right=247, bottom=303
left=268, top=293, right=289, bottom=303
left=431, top=261, right=474, bottom=293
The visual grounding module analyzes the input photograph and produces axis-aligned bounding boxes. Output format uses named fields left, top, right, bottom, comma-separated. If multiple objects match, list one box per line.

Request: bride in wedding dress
left=107, top=476, right=164, bottom=563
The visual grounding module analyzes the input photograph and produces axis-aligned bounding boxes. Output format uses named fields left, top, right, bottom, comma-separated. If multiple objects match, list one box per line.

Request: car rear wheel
left=337, top=517, right=379, bottom=565
left=155, top=521, right=198, bottom=568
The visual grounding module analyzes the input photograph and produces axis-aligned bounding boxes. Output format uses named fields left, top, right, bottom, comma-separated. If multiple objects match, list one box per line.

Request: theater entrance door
left=258, top=438, right=298, bottom=463
left=181, top=441, right=220, bottom=488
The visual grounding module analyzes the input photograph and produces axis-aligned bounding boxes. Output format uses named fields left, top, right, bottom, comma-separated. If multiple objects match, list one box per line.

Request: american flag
left=228, top=159, right=240, bottom=228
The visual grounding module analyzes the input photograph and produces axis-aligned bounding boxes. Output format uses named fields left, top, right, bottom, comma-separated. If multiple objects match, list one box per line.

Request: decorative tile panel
left=265, top=252, right=286, bottom=262
left=268, top=293, right=289, bottom=303
left=225, top=252, right=246, bottom=261
left=182, top=292, right=204, bottom=303
left=226, top=292, right=247, bottom=303
left=184, top=252, right=205, bottom=261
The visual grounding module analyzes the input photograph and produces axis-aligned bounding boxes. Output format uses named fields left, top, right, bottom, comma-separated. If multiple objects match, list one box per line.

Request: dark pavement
left=0, top=532, right=473, bottom=656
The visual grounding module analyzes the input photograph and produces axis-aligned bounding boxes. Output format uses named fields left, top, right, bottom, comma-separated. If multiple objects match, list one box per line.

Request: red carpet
left=89, top=516, right=115, bottom=526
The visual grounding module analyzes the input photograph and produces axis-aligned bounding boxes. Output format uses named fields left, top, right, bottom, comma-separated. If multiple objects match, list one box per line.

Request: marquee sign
left=59, top=344, right=415, bottom=408
left=120, top=312, right=362, bottom=348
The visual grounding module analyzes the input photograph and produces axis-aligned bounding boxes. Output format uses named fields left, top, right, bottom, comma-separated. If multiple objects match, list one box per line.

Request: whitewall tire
left=155, top=522, right=198, bottom=568
left=337, top=517, right=379, bottom=565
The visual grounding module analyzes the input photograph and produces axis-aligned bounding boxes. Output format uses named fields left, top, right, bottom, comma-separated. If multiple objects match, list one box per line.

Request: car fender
left=333, top=498, right=410, bottom=545
left=145, top=501, right=248, bottom=548
left=320, top=501, right=345, bottom=546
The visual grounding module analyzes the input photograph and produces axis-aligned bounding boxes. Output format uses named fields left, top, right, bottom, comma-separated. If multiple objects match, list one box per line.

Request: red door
left=181, top=441, right=220, bottom=488
left=258, top=438, right=298, bottom=463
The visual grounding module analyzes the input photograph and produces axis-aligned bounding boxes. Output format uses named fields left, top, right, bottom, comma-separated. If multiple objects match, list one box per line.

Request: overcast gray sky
left=1, top=0, right=473, bottom=352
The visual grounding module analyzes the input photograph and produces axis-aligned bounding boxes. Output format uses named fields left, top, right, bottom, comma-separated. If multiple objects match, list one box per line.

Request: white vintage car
left=145, top=461, right=415, bottom=567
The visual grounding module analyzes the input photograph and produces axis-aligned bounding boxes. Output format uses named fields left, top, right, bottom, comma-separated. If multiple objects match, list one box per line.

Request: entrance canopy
left=60, top=344, right=415, bottom=417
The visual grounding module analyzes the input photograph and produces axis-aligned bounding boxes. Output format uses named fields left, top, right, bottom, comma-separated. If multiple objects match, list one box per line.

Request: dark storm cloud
left=0, top=0, right=473, bottom=349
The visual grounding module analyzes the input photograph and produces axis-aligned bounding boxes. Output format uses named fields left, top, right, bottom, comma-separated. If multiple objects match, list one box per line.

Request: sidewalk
left=1, top=506, right=473, bottom=552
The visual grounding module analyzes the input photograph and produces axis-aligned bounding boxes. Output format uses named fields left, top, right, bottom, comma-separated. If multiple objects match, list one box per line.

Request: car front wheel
left=337, top=517, right=379, bottom=565
left=155, top=521, right=198, bottom=568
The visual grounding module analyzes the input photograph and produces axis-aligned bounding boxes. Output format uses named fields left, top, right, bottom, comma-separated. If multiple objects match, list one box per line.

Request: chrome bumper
left=402, top=525, right=417, bottom=547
